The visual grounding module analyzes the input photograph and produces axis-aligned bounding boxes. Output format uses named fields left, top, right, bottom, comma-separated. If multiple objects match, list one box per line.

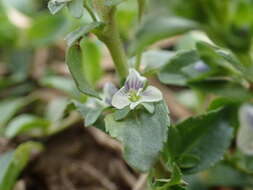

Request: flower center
left=128, top=90, right=140, bottom=102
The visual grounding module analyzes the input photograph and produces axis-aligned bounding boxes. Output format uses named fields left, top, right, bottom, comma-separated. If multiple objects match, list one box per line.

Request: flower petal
left=112, top=87, right=131, bottom=109
left=103, top=82, right=118, bottom=105
left=140, top=86, right=162, bottom=103
left=125, top=68, right=146, bottom=91
left=237, top=104, right=253, bottom=155
left=130, top=101, right=141, bottom=110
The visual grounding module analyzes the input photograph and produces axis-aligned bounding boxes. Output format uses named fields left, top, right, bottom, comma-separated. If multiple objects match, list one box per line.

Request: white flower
left=112, top=69, right=163, bottom=110
left=237, top=104, right=253, bottom=155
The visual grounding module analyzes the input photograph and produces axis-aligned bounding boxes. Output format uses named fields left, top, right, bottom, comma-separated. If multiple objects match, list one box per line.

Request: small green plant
left=1, top=0, right=253, bottom=189
left=45, top=0, right=253, bottom=189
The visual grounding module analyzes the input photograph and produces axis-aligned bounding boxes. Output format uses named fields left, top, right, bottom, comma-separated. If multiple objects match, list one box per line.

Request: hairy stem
left=93, top=1, right=129, bottom=81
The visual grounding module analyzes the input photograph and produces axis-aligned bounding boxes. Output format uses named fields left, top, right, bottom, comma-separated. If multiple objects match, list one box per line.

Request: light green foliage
left=65, top=22, right=103, bottom=47
left=73, top=100, right=104, bottom=127
left=66, top=45, right=100, bottom=98
left=0, top=98, right=28, bottom=128
left=5, top=114, right=50, bottom=138
left=131, top=16, right=199, bottom=54
left=26, top=14, right=69, bottom=47
left=0, top=142, right=43, bottom=190
left=158, top=50, right=213, bottom=86
left=104, top=0, right=126, bottom=6
left=1, top=0, right=253, bottom=189
left=105, top=101, right=170, bottom=172
left=80, top=38, right=103, bottom=84
left=67, top=0, right=84, bottom=18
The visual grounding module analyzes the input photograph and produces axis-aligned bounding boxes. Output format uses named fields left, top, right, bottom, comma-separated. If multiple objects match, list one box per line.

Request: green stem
left=83, top=1, right=97, bottom=22
left=135, top=52, right=142, bottom=71
left=93, top=1, right=129, bottom=81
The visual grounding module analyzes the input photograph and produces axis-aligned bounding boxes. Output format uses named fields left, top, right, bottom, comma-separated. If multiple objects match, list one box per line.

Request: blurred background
left=1, top=0, right=253, bottom=190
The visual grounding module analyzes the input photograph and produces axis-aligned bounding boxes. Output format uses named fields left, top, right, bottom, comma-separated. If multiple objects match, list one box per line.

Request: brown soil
left=19, top=125, right=140, bottom=190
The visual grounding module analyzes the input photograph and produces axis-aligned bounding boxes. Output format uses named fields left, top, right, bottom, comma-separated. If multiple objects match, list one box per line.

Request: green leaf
left=158, top=50, right=213, bottom=86
left=129, top=50, right=174, bottom=74
left=40, top=76, right=79, bottom=97
left=48, top=0, right=68, bottom=15
left=151, top=163, right=183, bottom=190
left=196, top=41, right=243, bottom=76
left=5, top=114, right=50, bottom=138
left=105, top=101, right=170, bottom=172
left=27, top=14, right=68, bottom=47
left=45, top=97, right=69, bottom=122
left=189, top=80, right=252, bottom=101
left=0, top=142, right=43, bottom=190
left=158, top=50, right=198, bottom=86
left=113, top=106, right=131, bottom=121
left=73, top=100, right=104, bottom=127
left=67, top=0, right=83, bottom=18
left=142, top=102, right=155, bottom=114
left=0, top=98, right=28, bottom=128
left=166, top=108, right=234, bottom=174
left=66, top=45, right=100, bottom=98
left=65, top=22, right=103, bottom=47
left=202, top=162, right=253, bottom=187
left=80, top=38, right=103, bottom=84
left=131, top=17, right=199, bottom=54
left=178, top=154, right=200, bottom=169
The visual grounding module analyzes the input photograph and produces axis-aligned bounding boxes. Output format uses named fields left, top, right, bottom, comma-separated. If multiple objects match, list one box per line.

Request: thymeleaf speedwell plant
left=47, top=0, right=253, bottom=189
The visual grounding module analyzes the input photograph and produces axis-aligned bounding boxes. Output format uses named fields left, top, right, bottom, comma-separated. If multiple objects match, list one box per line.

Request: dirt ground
left=6, top=124, right=143, bottom=190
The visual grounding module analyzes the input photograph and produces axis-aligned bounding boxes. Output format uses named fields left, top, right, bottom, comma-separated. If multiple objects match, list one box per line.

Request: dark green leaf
left=166, top=109, right=234, bottom=174
left=202, top=162, right=253, bottom=187
left=66, top=45, right=100, bottom=98
left=178, top=154, right=200, bottom=169
left=0, top=142, right=43, bottom=190
left=105, top=101, right=170, bottom=172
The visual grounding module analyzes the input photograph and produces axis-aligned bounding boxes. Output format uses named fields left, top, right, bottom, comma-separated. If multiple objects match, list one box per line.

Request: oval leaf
left=105, top=101, right=170, bottom=172
left=66, top=45, right=100, bottom=99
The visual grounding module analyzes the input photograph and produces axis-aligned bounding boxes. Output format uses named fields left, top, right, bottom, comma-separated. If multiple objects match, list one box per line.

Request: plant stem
left=84, top=1, right=97, bottom=22
left=135, top=53, right=142, bottom=71
left=93, top=1, right=129, bottom=81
